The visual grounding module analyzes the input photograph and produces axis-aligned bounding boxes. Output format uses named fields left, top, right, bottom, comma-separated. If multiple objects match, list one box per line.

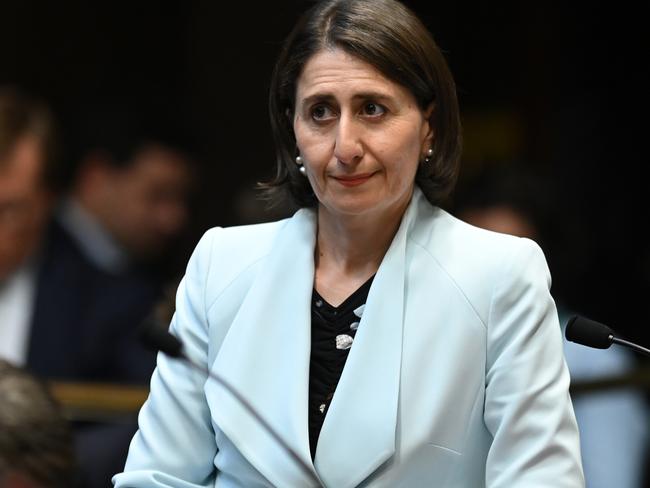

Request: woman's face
left=293, top=48, right=433, bottom=221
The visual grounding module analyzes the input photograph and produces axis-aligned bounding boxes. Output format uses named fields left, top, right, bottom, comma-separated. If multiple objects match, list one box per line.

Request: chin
left=320, top=196, right=388, bottom=218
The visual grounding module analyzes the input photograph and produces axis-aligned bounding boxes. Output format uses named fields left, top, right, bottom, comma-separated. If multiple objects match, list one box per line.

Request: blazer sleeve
left=483, top=238, right=585, bottom=487
left=113, top=229, right=219, bottom=487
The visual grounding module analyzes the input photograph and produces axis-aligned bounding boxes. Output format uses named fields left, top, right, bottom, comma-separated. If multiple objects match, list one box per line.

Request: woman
left=114, top=0, right=584, bottom=486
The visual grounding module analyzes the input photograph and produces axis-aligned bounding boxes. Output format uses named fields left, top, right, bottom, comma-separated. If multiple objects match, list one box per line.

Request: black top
left=308, top=275, right=374, bottom=460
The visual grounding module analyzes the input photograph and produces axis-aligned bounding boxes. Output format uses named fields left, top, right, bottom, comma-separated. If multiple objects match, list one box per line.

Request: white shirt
left=0, top=260, right=38, bottom=365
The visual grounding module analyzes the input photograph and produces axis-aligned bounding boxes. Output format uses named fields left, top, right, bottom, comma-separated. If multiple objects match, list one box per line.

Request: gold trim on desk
left=570, top=367, right=650, bottom=395
left=47, top=381, right=149, bottom=422
left=46, top=367, right=650, bottom=422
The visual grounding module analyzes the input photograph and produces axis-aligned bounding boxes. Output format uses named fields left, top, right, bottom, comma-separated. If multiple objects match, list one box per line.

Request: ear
left=421, top=102, right=435, bottom=148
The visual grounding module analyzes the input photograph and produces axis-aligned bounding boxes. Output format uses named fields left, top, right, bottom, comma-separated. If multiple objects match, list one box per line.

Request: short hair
left=0, top=86, right=58, bottom=188
left=0, top=360, right=75, bottom=487
left=264, top=0, right=462, bottom=208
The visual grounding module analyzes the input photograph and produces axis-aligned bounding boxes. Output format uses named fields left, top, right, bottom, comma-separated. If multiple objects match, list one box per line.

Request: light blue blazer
left=114, top=188, right=584, bottom=487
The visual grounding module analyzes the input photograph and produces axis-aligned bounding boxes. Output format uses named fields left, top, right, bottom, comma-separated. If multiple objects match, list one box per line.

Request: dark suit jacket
left=26, top=218, right=158, bottom=383
left=24, top=218, right=162, bottom=487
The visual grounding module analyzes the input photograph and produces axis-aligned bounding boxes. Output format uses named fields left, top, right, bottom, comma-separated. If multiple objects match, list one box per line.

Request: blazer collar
left=208, top=189, right=424, bottom=487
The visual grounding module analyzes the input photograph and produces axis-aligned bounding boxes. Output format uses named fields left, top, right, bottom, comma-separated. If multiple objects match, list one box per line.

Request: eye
left=362, top=102, right=386, bottom=117
left=311, top=104, right=336, bottom=121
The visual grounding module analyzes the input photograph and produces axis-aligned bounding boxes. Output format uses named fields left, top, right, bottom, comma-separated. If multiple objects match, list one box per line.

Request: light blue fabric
left=114, top=188, right=584, bottom=487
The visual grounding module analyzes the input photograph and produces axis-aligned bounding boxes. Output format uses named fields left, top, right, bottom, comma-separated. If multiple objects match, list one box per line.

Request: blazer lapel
left=314, top=191, right=420, bottom=488
left=206, top=209, right=322, bottom=487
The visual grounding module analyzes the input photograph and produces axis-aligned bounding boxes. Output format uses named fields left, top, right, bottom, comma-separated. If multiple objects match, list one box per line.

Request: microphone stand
left=611, top=337, right=650, bottom=357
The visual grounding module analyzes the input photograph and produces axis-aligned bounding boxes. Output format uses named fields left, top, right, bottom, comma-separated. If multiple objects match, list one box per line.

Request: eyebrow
left=299, top=91, right=394, bottom=107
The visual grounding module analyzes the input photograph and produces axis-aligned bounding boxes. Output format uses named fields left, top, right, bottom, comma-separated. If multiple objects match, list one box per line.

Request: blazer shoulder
left=409, top=206, right=549, bottom=324
left=187, top=219, right=288, bottom=300
left=411, top=206, right=543, bottom=269
left=203, top=219, right=286, bottom=256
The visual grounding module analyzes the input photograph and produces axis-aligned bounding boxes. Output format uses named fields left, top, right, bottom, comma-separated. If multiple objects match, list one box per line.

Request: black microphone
left=138, top=319, right=322, bottom=486
left=565, top=315, right=650, bottom=357
left=139, top=318, right=185, bottom=357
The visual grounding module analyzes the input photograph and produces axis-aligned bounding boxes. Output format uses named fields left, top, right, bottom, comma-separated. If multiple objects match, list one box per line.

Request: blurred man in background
left=60, top=102, right=193, bottom=275
left=48, top=102, right=195, bottom=487
left=26, top=102, right=195, bottom=383
left=1, top=86, right=195, bottom=487
left=0, top=86, right=57, bottom=367
left=0, top=86, right=165, bottom=382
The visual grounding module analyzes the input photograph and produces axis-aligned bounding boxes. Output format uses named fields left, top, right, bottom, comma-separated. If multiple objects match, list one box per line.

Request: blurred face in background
left=460, top=205, right=538, bottom=240
left=0, top=136, right=51, bottom=280
left=93, top=144, right=192, bottom=259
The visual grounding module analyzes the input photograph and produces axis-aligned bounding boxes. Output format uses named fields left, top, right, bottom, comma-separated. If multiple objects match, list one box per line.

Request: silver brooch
left=336, top=334, right=354, bottom=350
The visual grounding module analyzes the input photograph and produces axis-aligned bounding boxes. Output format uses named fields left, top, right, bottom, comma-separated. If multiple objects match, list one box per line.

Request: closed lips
left=333, top=173, right=374, bottom=181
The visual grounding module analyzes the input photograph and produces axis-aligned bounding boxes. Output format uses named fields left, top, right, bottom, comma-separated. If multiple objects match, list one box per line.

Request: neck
left=315, top=197, right=410, bottom=278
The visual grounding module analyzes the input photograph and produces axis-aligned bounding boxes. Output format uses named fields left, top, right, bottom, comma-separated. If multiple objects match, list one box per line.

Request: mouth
left=332, top=173, right=375, bottom=187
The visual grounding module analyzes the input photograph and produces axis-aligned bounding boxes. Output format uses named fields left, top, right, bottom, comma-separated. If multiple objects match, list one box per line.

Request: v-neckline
left=312, top=274, right=375, bottom=313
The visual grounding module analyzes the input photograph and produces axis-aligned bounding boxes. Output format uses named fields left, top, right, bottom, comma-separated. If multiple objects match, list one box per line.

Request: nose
left=333, top=115, right=363, bottom=165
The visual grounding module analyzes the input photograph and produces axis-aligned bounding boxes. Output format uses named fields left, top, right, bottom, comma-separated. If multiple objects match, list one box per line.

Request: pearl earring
left=295, top=155, right=306, bottom=175
left=424, top=148, right=433, bottom=163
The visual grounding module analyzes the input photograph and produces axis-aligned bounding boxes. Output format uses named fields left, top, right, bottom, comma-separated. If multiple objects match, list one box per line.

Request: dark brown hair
left=263, top=0, right=462, bottom=208
left=0, top=360, right=75, bottom=487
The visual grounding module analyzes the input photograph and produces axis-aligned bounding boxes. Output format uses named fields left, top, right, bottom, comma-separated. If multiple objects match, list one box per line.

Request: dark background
left=2, top=1, right=647, bottom=344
